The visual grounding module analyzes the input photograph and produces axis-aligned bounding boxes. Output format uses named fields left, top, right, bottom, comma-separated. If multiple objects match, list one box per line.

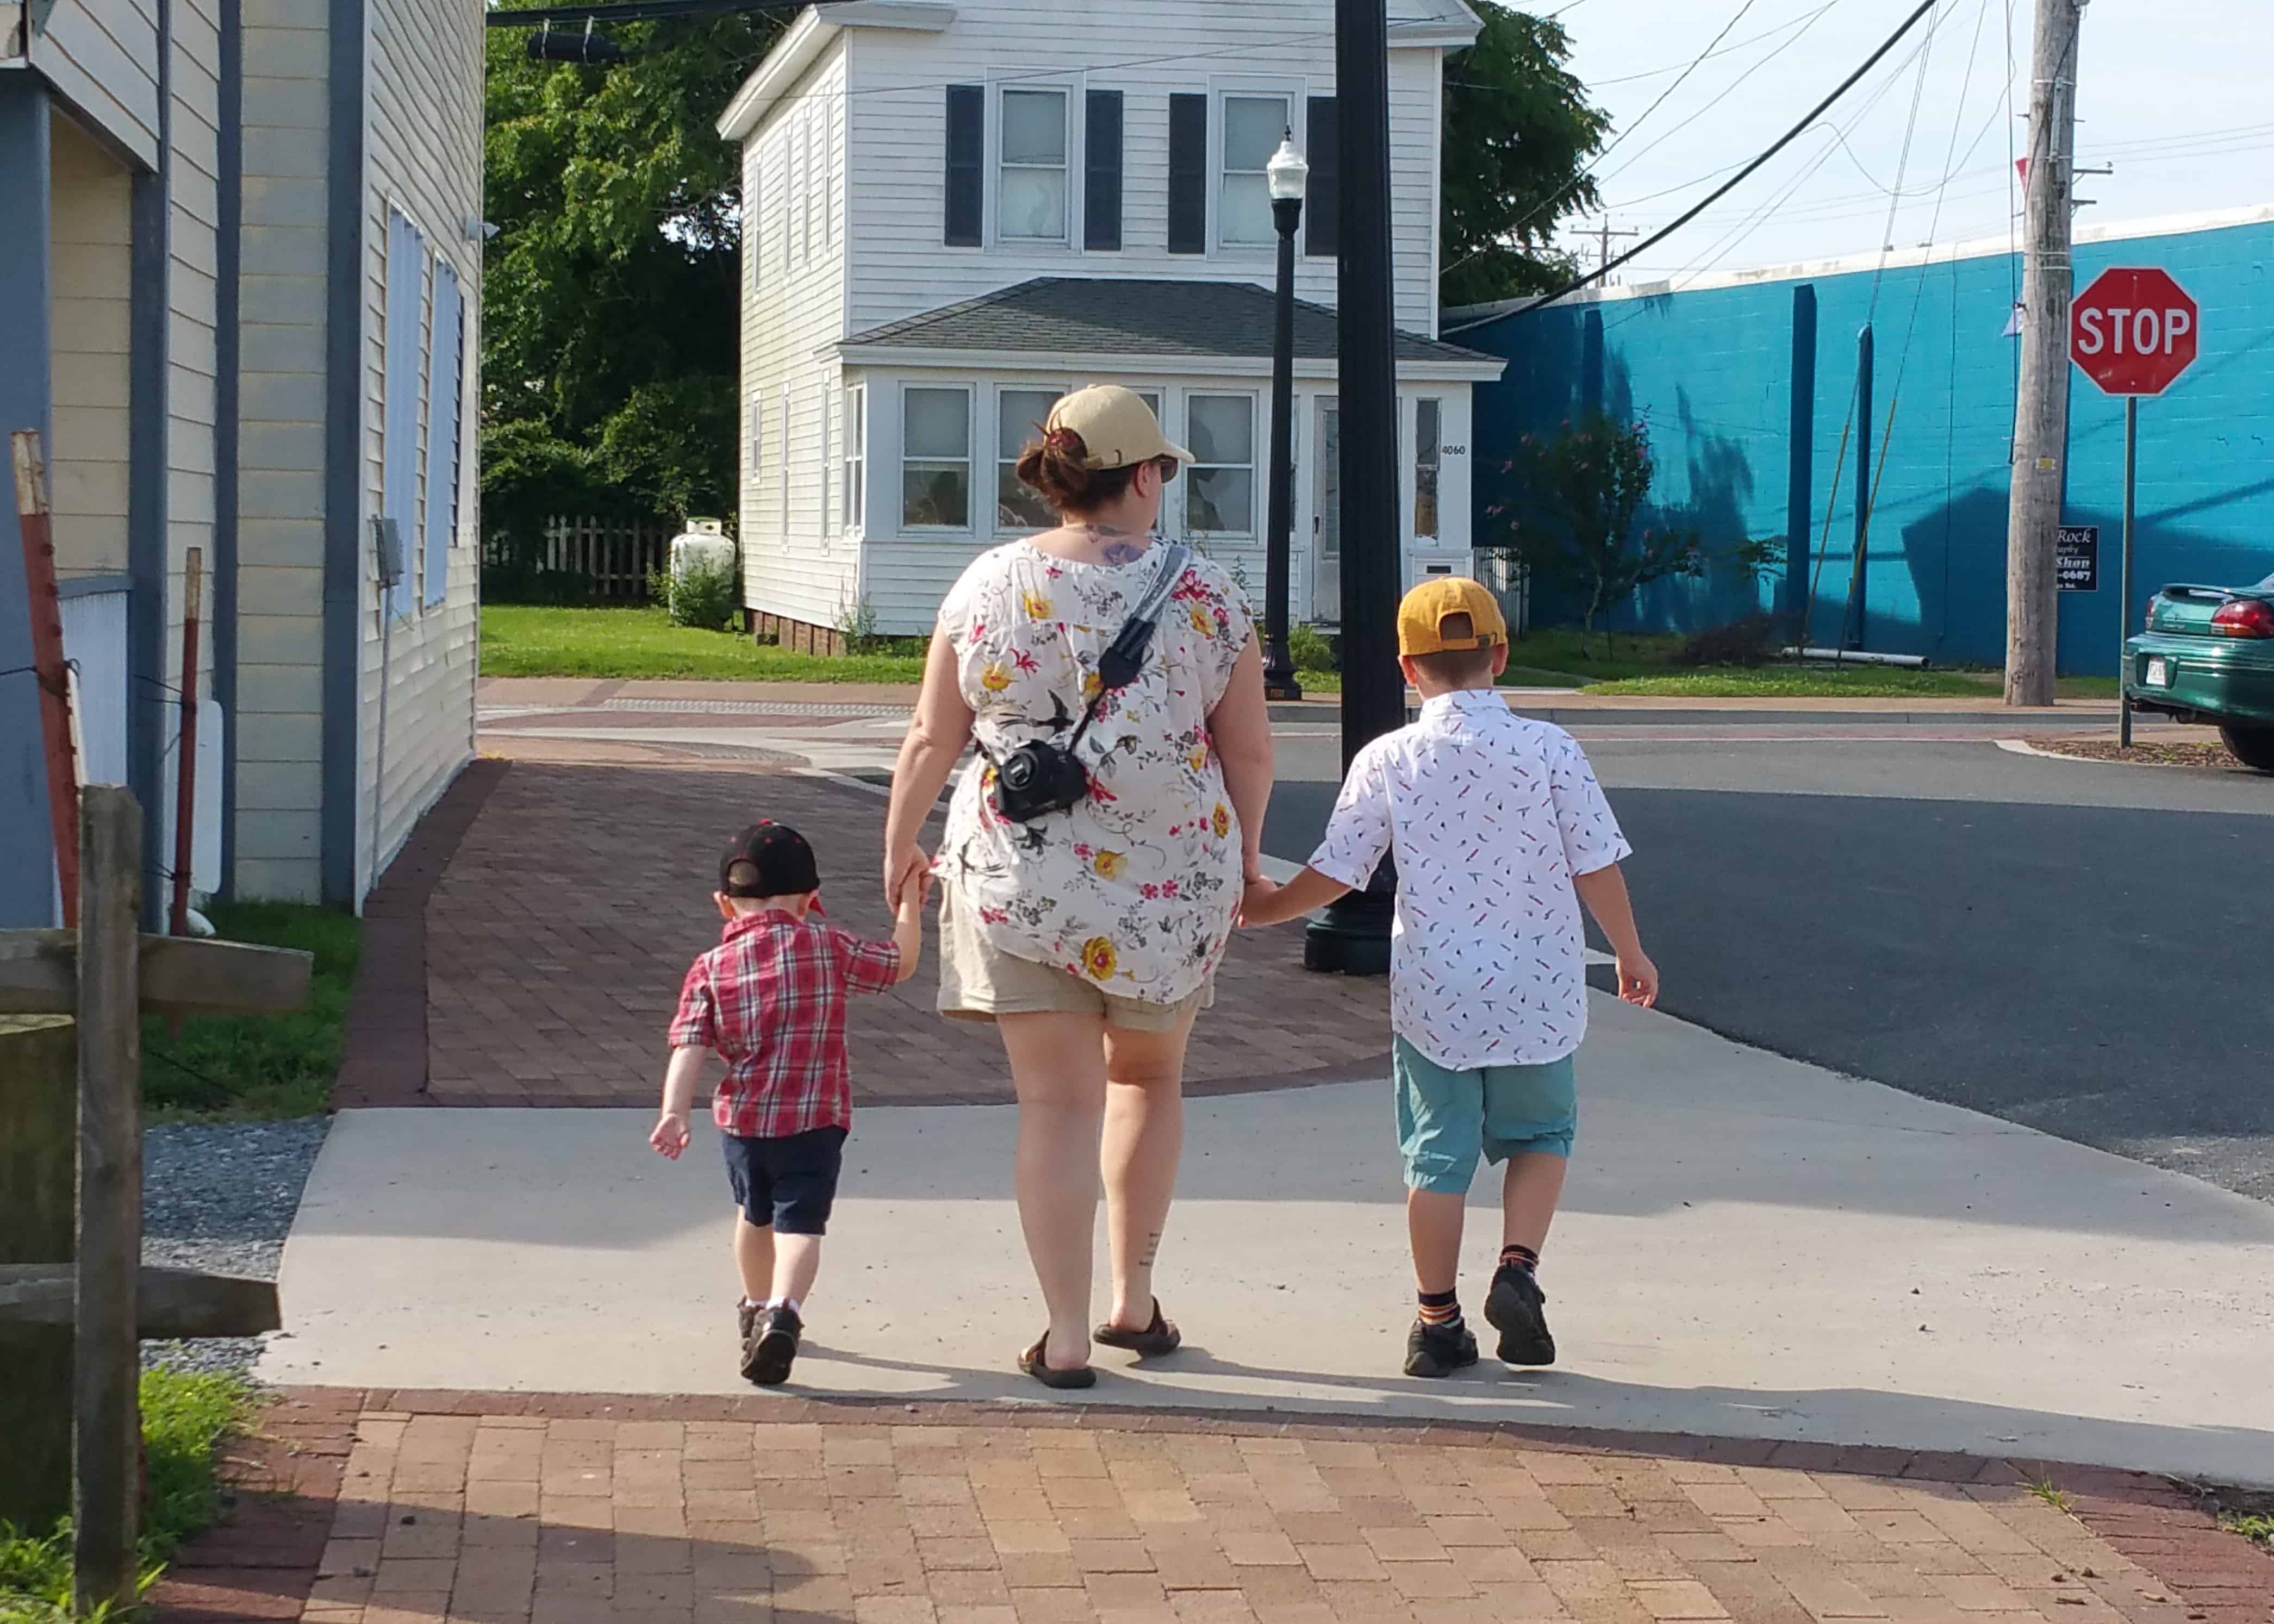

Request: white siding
left=30, top=0, right=161, bottom=166
left=48, top=114, right=133, bottom=578
left=231, top=0, right=329, bottom=901
left=842, top=11, right=1443, bottom=338
left=739, top=38, right=858, bottom=630
left=359, top=0, right=481, bottom=901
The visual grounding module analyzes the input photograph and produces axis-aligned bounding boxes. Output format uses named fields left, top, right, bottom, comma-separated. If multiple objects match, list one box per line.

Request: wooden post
left=74, top=784, right=143, bottom=1615
left=14, top=430, right=81, bottom=926
left=170, top=548, right=203, bottom=937
left=0, top=1015, right=77, bottom=1529
left=2004, top=0, right=2083, bottom=707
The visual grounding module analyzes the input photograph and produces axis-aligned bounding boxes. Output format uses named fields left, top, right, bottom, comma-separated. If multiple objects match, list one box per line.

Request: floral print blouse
left=936, top=540, right=1255, bottom=1004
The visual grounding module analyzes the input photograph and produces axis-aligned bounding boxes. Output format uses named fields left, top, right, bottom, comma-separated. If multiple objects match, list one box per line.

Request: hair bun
left=1044, top=427, right=1088, bottom=460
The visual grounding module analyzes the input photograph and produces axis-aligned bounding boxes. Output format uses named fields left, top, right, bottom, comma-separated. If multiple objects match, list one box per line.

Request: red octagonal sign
left=2070, top=266, right=2200, bottom=396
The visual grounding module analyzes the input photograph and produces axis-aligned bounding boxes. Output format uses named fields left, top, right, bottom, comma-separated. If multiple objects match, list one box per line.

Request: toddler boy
left=650, top=822, right=924, bottom=1386
left=1242, top=579, right=1658, bottom=1377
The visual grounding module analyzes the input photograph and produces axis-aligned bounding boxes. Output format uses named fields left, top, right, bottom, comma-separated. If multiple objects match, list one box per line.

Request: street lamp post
left=1262, top=131, right=1309, bottom=703
left=1305, top=0, right=1404, bottom=977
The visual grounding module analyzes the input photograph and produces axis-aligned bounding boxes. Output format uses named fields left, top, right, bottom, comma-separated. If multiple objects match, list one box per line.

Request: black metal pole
left=2119, top=395, right=2136, bottom=748
left=1263, top=193, right=1303, bottom=701
left=1306, top=0, right=1403, bottom=977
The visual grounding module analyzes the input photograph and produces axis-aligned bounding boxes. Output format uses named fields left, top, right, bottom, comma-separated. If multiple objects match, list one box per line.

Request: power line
left=1500, top=0, right=1946, bottom=313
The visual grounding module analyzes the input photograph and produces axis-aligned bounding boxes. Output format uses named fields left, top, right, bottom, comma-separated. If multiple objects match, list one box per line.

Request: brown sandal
left=1019, top=1335, right=1097, bottom=1390
left=1094, top=1300, right=1182, bottom=1358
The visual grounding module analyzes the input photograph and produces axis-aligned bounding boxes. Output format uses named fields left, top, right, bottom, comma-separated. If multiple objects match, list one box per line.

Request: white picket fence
left=484, top=516, right=671, bottom=598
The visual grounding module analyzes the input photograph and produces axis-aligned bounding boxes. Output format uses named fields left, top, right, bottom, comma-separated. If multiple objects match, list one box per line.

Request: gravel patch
left=2021, top=734, right=2261, bottom=772
left=141, top=1117, right=328, bottom=1377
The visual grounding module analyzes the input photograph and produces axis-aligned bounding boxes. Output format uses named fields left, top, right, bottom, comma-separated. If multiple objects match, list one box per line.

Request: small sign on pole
left=2070, top=266, right=2202, bottom=747
left=2056, top=525, right=2098, bottom=593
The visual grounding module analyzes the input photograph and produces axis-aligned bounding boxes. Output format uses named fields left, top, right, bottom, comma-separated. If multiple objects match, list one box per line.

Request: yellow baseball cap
left=1397, top=577, right=1509, bottom=657
left=1045, top=385, right=1194, bottom=470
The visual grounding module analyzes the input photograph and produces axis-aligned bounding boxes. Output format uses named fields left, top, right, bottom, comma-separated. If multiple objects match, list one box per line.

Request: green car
left=2123, top=571, right=2274, bottom=769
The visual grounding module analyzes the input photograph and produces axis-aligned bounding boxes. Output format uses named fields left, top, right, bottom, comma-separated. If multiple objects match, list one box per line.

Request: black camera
left=993, top=739, right=1092, bottom=823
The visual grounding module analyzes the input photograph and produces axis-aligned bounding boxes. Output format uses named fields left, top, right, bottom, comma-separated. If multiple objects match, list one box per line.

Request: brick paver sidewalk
left=149, top=1391, right=2271, bottom=1624
left=413, top=752, right=1388, bottom=1107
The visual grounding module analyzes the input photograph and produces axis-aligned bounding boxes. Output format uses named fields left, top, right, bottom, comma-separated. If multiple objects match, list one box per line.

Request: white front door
left=1310, top=399, right=1341, bottom=624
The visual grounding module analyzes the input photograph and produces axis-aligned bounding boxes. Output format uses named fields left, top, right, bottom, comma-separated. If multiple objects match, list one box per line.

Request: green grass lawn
left=482, top=604, right=927, bottom=682
left=0, top=1369, right=252, bottom=1622
left=141, top=902, right=358, bottom=1119
left=480, top=606, right=2121, bottom=702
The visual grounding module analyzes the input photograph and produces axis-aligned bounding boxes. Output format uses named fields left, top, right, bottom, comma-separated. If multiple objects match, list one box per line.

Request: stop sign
left=2070, top=266, right=2199, bottom=396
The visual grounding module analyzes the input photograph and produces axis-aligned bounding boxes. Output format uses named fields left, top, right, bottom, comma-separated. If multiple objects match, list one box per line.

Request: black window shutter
left=1168, top=93, right=1207, bottom=255
left=1305, top=95, right=1339, bottom=258
left=944, top=84, right=983, bottom=247
left=1084, top=90, right=1124, bottom=251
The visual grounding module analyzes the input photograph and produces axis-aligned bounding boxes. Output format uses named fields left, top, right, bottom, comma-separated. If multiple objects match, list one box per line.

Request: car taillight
left=2210, top=598, right=2274, bottom=638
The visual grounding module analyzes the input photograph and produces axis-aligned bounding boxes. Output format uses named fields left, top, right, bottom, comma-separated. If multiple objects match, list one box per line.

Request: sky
left=1546, top=0, right=2273, bottom=285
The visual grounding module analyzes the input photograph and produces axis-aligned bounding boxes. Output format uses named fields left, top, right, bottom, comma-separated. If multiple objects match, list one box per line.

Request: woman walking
left=883, top=385, right=1274, bottom=1387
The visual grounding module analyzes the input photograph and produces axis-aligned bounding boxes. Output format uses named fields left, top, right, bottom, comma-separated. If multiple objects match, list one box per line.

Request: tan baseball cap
left=1397, top=577, right=1509, bottom=657
left=1045, top=385, right=1194, bottom=470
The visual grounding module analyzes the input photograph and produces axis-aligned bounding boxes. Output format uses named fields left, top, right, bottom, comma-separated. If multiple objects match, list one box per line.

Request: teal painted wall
left=1462, top=215, right=2274, bottom=675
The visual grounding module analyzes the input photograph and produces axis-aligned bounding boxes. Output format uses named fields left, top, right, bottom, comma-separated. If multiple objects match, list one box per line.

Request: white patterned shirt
left=1307, top=689, right=1632, bottom=1069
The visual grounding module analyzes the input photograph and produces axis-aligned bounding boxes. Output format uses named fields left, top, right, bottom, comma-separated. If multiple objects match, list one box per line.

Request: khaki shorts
left=937, top=885, right=1213, bottom=1033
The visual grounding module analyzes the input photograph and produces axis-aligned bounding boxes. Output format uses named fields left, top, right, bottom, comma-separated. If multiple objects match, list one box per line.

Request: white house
left=716, top=0, right=1506, bottom=648
left=0, top=0, right=482, bottom=925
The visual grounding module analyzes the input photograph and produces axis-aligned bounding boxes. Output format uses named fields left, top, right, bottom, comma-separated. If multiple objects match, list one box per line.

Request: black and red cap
left=718, top=821, right=820, bottom=899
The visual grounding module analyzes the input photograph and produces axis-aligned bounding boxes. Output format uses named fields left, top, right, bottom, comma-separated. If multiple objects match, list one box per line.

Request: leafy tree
left=1491, top=414, right=1703, bottom=654
left=481, top=13, right=786, bottom=546
left=1440, top=3, right=1612, bottom=308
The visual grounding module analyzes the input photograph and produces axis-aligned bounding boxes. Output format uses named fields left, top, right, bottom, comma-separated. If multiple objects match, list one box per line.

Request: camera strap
left=1063, top=543, right=1192, bottom=753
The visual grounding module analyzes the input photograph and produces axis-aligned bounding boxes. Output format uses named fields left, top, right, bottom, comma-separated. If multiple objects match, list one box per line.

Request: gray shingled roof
left=842, top=278, right=1501, bottom=367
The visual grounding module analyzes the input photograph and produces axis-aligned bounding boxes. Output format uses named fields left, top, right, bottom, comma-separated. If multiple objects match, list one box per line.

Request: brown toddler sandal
left=1094, top=1300, right=1182, bottom=1358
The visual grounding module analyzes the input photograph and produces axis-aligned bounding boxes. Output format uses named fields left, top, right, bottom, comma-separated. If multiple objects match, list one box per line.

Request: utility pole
left=1595, top=217, right=1639, bottom=280
left=2004, top=0, right=2083, bottom=707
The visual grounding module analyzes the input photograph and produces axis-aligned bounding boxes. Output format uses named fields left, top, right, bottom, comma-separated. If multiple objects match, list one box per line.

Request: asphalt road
left=1261, top=735, right=2274, bottom=1204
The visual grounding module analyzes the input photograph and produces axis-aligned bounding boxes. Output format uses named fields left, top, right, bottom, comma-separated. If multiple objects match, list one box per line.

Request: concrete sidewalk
left=261, top=995, right=2274, bottom=1489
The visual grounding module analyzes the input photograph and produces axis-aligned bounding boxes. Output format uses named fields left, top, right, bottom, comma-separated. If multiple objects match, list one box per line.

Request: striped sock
left=1500, top=1244, right=1541, bottom=1273
left=1417, top=1289, right=1462, bottom=1330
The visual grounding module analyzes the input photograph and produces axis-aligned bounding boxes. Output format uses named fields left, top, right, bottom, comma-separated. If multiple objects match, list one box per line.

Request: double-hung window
left=1413, top=399, right=1442, bottom=540
left=1186, top=395, right=1256, bottom=536
left=843, top=386, right=866, bottom=531
left=1136, top=391, right=1165, bottom=535
left=999, top=89, right=1069, bottom=242
left=902, top=386, right=973, bottom=529
left=821, top=389, right=837, bottom=540
left=1219, top=94, right=1289, bottom=248
left=996, top=387, right=1062, bottom=532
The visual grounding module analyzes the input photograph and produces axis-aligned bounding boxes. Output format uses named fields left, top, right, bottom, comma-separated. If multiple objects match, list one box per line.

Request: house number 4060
left=1442, top=445, right=1468, bottom=457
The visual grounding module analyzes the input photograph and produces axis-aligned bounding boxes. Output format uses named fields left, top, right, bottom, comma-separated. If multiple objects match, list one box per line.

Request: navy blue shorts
left=721, top=1125, right=847, bottom=1236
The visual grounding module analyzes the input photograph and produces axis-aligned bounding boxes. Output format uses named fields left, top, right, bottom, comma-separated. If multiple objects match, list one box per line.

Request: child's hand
left=649, top=1111, right=692, bottom=1159
left=1238, top=876, right=1282, bottom=927
left=1616, top=949, right=1660, bottom=1008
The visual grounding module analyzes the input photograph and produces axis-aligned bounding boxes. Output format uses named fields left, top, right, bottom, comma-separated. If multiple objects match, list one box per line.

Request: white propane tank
left=669, top=517, right=736, bottom=581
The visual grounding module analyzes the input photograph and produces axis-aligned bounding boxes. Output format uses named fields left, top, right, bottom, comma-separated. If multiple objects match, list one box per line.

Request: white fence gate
left=484, top=516, right=671, bottom=598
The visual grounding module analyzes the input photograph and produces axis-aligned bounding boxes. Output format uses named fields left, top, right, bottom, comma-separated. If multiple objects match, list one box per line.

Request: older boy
left=650, top=822, right=924, bottom=1387
left=1241, top=579, right=1658, bottom=1377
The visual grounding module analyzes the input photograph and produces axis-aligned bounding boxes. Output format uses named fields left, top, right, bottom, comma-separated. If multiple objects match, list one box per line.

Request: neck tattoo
left=1073, top=522, right=1148, bottom=565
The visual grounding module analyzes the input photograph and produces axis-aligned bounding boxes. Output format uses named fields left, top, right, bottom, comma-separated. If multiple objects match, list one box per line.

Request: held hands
left=649, top=1110, right=691, bottom=1160
left=1615, top=948, right=1660, bottom=1009
left=1238, top=875, right=1285, bottom=928
left=884, top=845, right=932, bottom=910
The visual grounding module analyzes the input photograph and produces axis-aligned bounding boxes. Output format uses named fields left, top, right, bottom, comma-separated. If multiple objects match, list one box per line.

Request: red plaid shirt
left=668, top=911, right=901, bottom=1139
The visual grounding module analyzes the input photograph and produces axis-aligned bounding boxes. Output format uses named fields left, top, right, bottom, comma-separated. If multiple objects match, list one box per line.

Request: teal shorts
left=1393, top=1036, right=1578, bottom=1195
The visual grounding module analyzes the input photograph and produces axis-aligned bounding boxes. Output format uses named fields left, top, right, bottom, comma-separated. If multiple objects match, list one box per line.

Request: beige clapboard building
left=1, top=0, right=482, bottom=925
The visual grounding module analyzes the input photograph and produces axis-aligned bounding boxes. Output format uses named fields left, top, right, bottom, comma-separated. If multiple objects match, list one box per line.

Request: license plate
left=2144, top=657, right=2173, bottom=688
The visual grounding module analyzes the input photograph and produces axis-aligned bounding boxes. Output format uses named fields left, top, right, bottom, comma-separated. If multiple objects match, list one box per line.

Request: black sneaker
left=1404, top=1318, right=1480, bottom=1379
left=1483, top=1264, right=1556, bottom=1366
left=745, top=1304, right=802, bottom=1387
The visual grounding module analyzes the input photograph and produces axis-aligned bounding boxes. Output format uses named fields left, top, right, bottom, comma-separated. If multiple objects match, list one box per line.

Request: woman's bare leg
left=998, top=1010, right=1110, bottom=1372
left=1100, top=1006, right=1199, bottom=1333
